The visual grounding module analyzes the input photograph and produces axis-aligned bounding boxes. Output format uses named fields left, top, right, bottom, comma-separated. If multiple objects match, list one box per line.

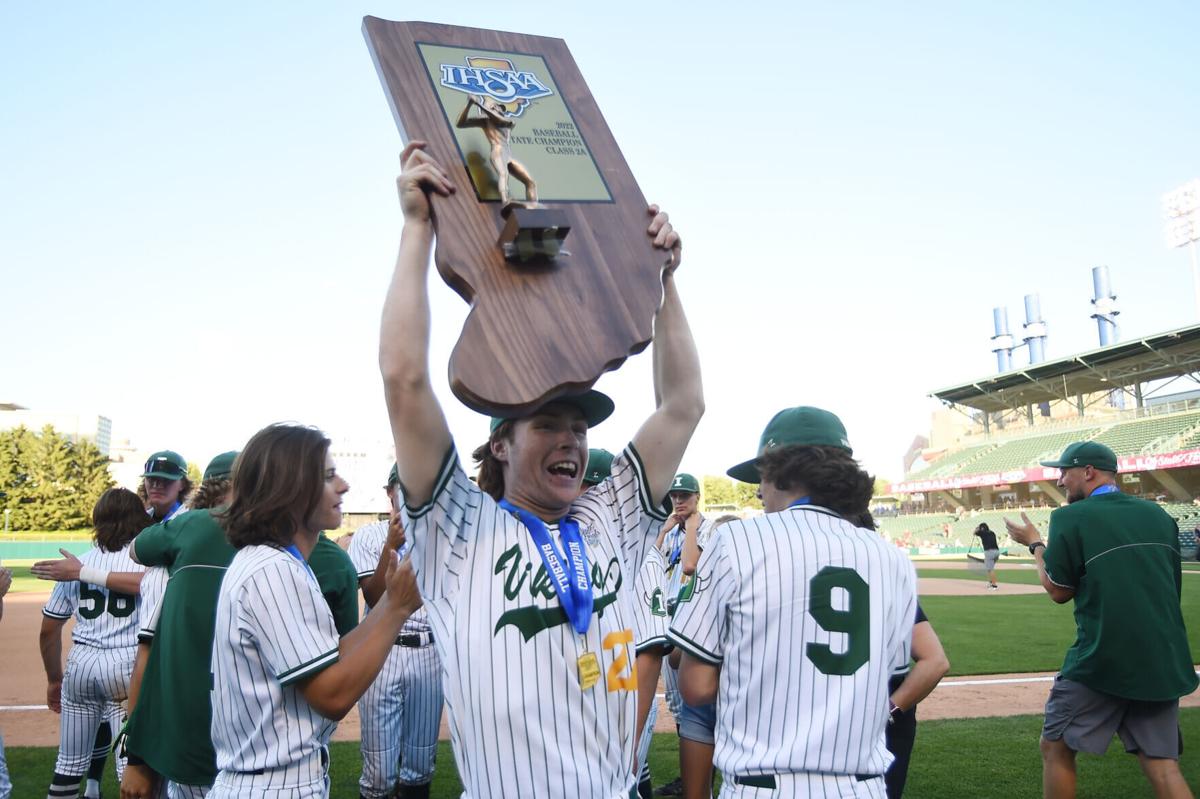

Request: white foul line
left=938, top=670, right=1200, bottom=688
left=937, top=676, right=1054, bottom=687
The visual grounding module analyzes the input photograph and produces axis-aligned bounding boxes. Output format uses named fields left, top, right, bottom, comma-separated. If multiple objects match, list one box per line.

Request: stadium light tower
left=1163, top=179, right=1200, bottom=316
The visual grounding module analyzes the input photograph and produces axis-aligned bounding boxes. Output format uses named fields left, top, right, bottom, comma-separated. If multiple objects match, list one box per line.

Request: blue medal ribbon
left=499, top=499, right=593, bottom=635
left=1089, top=484, right=1119, bottom=496
left=788, top=497, right=812, bottom=508
left=282, top=544, right=317, bottom=581
left=667, top=523, right=684, bottom=567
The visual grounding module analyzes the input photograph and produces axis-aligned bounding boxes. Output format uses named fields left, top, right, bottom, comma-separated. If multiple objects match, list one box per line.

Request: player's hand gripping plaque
left=364, top=18, right=669, bottom=417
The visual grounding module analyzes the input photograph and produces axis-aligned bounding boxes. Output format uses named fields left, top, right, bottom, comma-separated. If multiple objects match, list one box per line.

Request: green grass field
left=915, top=565, right=1200, bottom=675
left=4, top=566, right=46, bottom=594
left=8, top=712, right=1200, bottom=798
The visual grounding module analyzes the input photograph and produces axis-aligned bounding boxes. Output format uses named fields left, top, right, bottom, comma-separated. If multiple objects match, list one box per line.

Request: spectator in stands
left=973, top=523, right=1001, bottom=590
left=1005, top=441, right=1197, bottom=799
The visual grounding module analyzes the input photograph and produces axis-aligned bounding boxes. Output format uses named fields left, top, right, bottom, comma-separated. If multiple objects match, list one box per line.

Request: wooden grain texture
left=363, top=17, right=666, bottom=417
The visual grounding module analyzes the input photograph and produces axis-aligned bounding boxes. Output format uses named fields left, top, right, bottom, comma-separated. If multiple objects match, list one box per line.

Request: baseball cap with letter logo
left=583, top=449, right=614, bottom=486
left=727, top=406, right=852, bottom=484
left=1039, top=441, right=1118, bottom=473
left=669, top=473, right=700, bottom=494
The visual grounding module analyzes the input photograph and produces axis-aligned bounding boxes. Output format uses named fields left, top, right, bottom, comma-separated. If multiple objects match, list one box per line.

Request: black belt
left=733, top=773, right=881, bottom=789
left=395, top=632, right=434, bottom=647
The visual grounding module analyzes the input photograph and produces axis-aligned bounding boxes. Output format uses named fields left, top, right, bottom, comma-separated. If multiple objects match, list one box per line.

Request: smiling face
left=494, top=403, right=588, bottom=520
left=306, top=450, right=350, bottom=532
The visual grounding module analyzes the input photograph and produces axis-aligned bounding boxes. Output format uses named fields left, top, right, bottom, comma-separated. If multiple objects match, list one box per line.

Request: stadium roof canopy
left=931, top=323, right=1200, bottom=413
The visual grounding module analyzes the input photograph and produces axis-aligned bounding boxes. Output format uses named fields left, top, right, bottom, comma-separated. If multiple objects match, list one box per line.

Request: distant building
left=329, top=437, right=397, bottom=530
left=0, top=402, right=113, bottom=456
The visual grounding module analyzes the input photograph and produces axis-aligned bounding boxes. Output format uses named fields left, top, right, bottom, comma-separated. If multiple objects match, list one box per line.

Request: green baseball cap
left=202, top=451, right=239, bottom=481
left=489, top=389, right=615, bottom=434
left=143, top=450, right=187, bottom=480
left=386, top=463, right=400, bottom=487
left=1040, top=441, right=1118, bottom=473
left=727, top=407, right=852, bottom=484
left=668, top=473, right=700, bottom=494
left=583, top=449, right=614, bottom=485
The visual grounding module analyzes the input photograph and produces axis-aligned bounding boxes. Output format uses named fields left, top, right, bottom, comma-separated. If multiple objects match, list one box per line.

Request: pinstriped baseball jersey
left=632, top=546, right=669, bottom=653
left=668, top=505, right=917, bottom=779
left=137, top=566, right=169, bottom=642
left=210, top=544, right=341, bottom=774
left=349, top=519, right=432, bottom=633
left=43, top=544, right=145, bottom=649
left=349, top=518, right=444, bottom=794
left=136, top=505, right=184, bottom=643
left=403, top=443, right=665, bottom=798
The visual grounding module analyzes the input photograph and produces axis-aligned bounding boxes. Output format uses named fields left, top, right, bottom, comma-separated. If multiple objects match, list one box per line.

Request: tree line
left=0, top=425, right=113, bottom=531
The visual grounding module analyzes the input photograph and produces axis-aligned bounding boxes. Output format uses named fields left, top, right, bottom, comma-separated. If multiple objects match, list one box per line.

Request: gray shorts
left=983, top=549, right=1000, bottom=571
left=678, top=699, right=717, bottom=745
left=1043, top=676, right=1182, bottom=759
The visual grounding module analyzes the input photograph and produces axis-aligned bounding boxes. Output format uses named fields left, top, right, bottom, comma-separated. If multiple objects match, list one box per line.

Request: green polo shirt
left=126, top=515, right=359, bottom=785
left=1042, top=491, right=1198, bottom=701
left=308, top=533, right=361, bottom=636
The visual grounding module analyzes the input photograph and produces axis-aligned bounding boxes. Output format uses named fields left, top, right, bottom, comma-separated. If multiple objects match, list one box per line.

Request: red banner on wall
left=889, top=448, right=1200, bottom=495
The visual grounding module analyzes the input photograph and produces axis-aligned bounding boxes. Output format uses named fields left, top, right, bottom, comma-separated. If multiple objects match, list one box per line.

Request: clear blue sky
left=4, top=1, right=1200, bottom=497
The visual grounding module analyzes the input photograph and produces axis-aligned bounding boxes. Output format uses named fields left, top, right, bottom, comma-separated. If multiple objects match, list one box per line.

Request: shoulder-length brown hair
left=92, top=488, right=150, bottom=552
left=471, top=420, right=514, bottom=501
left=216, top=424, right=330, bottom=549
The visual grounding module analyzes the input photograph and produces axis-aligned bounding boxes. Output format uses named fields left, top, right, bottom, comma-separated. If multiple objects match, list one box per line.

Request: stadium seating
left=959, top=429, right=1100, bottom=475
left=1091, top=411, right=1200, bottom=454
left=913, top=445, right=997, bottom=478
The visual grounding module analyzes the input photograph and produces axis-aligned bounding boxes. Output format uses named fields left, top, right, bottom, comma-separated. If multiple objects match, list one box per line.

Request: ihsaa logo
left=440, top=56, right=553, bottom=117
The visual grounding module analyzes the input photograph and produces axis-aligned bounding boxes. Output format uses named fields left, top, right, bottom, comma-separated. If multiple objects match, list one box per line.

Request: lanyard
left=1090, top=484, right=1119, bottom=496
left=148, top=501, right=182, bottom=521
left=282, top=544, right=317, bottom=582
left=789, top=497, right=812, bottom=508
left=668, top=523, right=684, bottom=567
left=499, top=499, right=593, bottom=635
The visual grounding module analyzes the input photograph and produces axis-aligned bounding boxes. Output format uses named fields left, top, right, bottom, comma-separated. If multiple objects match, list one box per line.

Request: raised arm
left=631, top=207, right=704, bottom=503
left=455, top=97, right=485, bottom=129
left=380, top=142, right=457, bottom=506
left=1004, top=513, right=1075, bottom=604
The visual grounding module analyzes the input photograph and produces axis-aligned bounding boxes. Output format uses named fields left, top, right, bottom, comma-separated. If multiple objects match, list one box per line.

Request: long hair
left=137, top=476, right=193, bottom=512
left=92, top=488, right=150, bottom=552
left=471, top=420, right=515, bottom=501
left=758, top=445, right=875, bottom=521
left=189, top=478, right=232, bottom=511
left=216, top=424, right=330, bottom=549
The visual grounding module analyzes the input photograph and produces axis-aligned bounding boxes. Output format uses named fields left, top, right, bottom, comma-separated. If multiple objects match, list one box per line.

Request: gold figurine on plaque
left=455, top=95, right=539, bottom=208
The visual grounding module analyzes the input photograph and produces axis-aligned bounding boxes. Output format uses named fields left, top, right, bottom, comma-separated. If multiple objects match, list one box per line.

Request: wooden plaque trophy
left=363, top=17, right=669, bottom=417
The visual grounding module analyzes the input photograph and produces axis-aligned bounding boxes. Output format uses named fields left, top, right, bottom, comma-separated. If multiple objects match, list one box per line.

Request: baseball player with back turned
left=39, top=489, right=150, bottom=799
left=349, top=464, right=444, bottom=799
left=380, top=142, right=702, bottom=798
left=669, top=407, right=917, bottom=798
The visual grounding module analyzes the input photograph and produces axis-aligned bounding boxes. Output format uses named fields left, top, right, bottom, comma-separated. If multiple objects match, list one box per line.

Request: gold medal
left=577, top=651, right=601, bottom=690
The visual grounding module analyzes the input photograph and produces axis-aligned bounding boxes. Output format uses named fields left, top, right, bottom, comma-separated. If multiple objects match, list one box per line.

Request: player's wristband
left=79, top=565, right=110, bottom=587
